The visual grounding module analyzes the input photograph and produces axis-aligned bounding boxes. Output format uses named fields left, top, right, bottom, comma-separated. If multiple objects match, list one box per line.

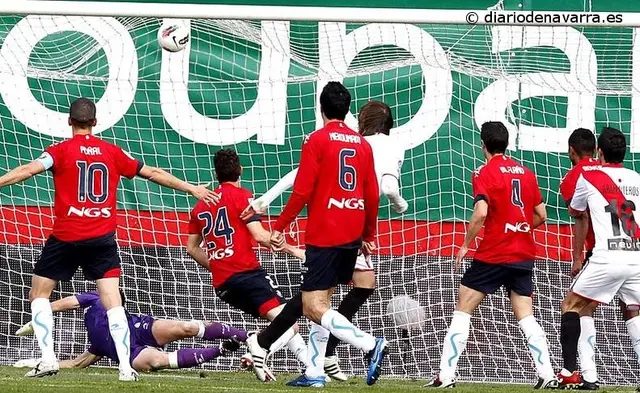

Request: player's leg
left=263, top=304, right=307, bottom=365
left=507, top=267, right=556, bottom=389
left=578, top=302, right=599, bottom=388
left=85, top=238, right=137, bottom=381
left=132, top=341, right=240, bottom=372
left=560, top=262, right=619, bottom=387
left=324, top=260, right=376, bottom=381
left=299, top=247, right=384, bottom=387
left=615, top=269, right=640, bottom=381
left=26, top=236, right=76, bottom=378
left=150, top=319, right=247, bottom=347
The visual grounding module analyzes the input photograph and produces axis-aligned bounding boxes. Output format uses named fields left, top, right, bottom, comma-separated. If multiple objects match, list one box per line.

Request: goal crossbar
left=1, top=1, right=640, bottom=26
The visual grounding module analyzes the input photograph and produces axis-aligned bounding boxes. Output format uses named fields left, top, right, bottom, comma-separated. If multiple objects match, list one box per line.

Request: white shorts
left=354, top=254, right=374, bottom=271
left=571, top=262, right=640, bottom=306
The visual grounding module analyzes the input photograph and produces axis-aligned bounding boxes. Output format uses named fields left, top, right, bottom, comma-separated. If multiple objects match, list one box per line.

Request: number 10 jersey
left=37, top=134, right=142, bottom=242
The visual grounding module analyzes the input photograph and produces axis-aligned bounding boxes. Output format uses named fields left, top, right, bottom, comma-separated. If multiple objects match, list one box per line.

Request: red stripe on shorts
left=258, top=297, right=282, bottom=317
left=102, top=267, right=121, bottom=279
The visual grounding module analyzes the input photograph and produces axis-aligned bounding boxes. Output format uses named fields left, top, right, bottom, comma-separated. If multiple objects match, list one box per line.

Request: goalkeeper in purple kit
left=14, top=291, right=246, bottom=372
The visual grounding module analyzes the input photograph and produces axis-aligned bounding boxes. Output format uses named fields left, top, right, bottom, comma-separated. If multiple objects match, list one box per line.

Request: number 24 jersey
left=189, top=183, right=261, bottom=287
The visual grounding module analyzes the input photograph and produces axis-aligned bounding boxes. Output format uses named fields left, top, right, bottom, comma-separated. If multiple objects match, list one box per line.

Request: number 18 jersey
left=189, top=183, right=260, bottom=287
left=570, top=164, right=640, bottom=264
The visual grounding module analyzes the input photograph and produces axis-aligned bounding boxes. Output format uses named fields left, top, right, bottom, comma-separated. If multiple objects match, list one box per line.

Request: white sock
left=578, top=316, right=598, bottom=383
left=626, top=316, right=640, bottom=366
left=305, top=323, right=330, bottom=378
left=192, top=320, right=206, bottom=339
left=320, top=309, right=376, bottom=352
left=31, top=298, right=56, bottom=363
left=106, top=306, right=133, bottom=372
left=287, top=333, right=308, bottom=366
left=439, top=311, right=470, bottom=381
left=518, top=315, right=554, bottom=379
left=269, top=326, right=296, bottom=354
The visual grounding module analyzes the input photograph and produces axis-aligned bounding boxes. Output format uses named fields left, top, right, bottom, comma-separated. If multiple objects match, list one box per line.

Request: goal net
left=0, top=4, right=639, bottom=385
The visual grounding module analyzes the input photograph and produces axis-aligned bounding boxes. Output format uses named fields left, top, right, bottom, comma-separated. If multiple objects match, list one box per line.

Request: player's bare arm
left=0, top=160, right=47, bottom=188
left=137, top=165, right=218, bottom=204
left=570, top=212, right=589, bottom=276
left=455, top=199, right=488, bottom=272
left=60, top=351, right=102, bottom=369
left=532, top=202, right=547, bottom=229
left=186, top=233, right=210, bottom=271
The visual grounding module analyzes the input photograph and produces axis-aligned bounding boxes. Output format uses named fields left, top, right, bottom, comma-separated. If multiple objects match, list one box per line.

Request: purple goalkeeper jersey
left=76, top=292, right=158, bottom=363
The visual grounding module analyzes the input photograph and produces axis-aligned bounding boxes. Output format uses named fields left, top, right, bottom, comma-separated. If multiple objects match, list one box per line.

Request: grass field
left=0, top=367, right=638, bottom=393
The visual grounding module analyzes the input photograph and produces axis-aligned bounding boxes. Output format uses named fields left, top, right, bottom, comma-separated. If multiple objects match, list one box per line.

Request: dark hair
left=214, top=149, right=242, bottom=183
left=358, top=101, right=393, bottom=136
left=120, top=289, right=126, bottom=307
left=69, top=98, right=96, bottom=128
left=598, top=127, right=626, bottom=164
left=480, top=121, right=509, bottom=154
left=568, top=128, right=596, bottom=157
left=319, top=82, right=351, bottom=121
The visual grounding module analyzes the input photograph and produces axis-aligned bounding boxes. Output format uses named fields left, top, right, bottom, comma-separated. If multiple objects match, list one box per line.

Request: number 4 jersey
left=472, top=154, right=543, bottom=264
left=36, top=134, right=143, bottom=242
left=189, top=183, right=261, bottom=287
left=570, top=163, right=640, bottom=264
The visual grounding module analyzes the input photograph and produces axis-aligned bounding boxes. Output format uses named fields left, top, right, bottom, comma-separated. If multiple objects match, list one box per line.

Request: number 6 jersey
left=570, top=163, right=640, bottom=264
left=36, top=134, right=143, bottom=242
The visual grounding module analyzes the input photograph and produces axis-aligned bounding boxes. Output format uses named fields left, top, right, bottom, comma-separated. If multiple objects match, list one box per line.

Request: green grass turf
left=0, top=367, right=637, bottom=393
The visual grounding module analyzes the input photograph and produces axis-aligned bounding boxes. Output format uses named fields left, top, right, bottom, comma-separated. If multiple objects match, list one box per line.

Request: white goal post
left=1, top=0, right=640, bottom=386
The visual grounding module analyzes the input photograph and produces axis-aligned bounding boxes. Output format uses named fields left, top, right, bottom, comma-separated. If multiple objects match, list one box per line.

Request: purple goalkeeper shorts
left=129, top=314, right=160, bottom=362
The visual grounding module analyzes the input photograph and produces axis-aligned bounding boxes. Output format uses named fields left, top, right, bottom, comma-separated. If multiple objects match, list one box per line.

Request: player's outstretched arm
left=380, top=174, right=408, bottom=214
left=186, top=233, right=210, bottom=271
left=137, top=165, right=218, bottom=204
left=246, top=221, right=305, bottom=260
left=240, top=168, right=299, bottom=221
left=0, top=161, right=46, bottom=188
left=15, top=294, right=83, bottom=336
left=60, top=351, right=102, bottom=369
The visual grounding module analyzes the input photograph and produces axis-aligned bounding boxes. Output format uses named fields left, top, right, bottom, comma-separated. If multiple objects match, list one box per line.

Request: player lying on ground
left=560, top=127, right=640, bottom=390
left=13, top=291, right=245, bottom=372
left=0, top=98, right=216, bottom=381
left=186, top=148, right=308, bottom=380
left=242, top=100, right=406, bottom=381
left=245, top=82, right=387, bottom=388
left=425, top=121, right=557, bottom=389
left=558, top=128, right=640, bottom=389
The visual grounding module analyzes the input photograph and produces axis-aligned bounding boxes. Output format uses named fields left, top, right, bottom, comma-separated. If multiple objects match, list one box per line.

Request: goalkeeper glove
left=13, top=358, right=40, bottom=368
left=250, top=197, right=269, bottom=215
left=15, top=321, right=34, bottom=336
left=392, top=197, right=409, bottom=214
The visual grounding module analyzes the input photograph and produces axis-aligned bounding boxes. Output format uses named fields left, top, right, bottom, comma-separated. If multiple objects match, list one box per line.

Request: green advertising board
left=0, top=0, right=639, bottom=223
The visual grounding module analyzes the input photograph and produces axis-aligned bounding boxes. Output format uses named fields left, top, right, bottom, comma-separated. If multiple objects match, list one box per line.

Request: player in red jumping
left=0, top=98, right=216, bottom=381
left=425, top=121, right=557, bottom=389
left=245, top=82, right=387, bottom=387
left=186, top=148, right=308, bottom=376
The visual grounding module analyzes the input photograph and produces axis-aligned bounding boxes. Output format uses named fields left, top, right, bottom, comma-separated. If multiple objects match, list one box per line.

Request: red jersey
left=273, top=121, right=380, bottom=247
left=472, top=155, right=543, bottom=264
left=189, top=183, right=260, bottom=287
left=38, top=134, right=142, bottom=242
left=559, top=157, right=598, bottom=251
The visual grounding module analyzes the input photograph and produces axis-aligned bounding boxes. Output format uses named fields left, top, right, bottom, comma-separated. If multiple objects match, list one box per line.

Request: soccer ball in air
left=158, top=24, right=190, bottom=52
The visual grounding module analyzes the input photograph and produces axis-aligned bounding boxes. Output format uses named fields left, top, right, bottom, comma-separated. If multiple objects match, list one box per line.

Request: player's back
left=190, top=183, right=260, bottom=287
left=364, top=133, right=404, bottom=191
left=44, top=134, right=141, bottom=242
left=305, top=121, right=378, bottom=247
left=474, top=155, right=542, bottom=264
left=575, top=165, right=640, bottom=264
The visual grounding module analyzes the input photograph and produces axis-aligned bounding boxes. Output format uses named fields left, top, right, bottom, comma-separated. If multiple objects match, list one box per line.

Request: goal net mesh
left=0, top=12, right=638, bottom=385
